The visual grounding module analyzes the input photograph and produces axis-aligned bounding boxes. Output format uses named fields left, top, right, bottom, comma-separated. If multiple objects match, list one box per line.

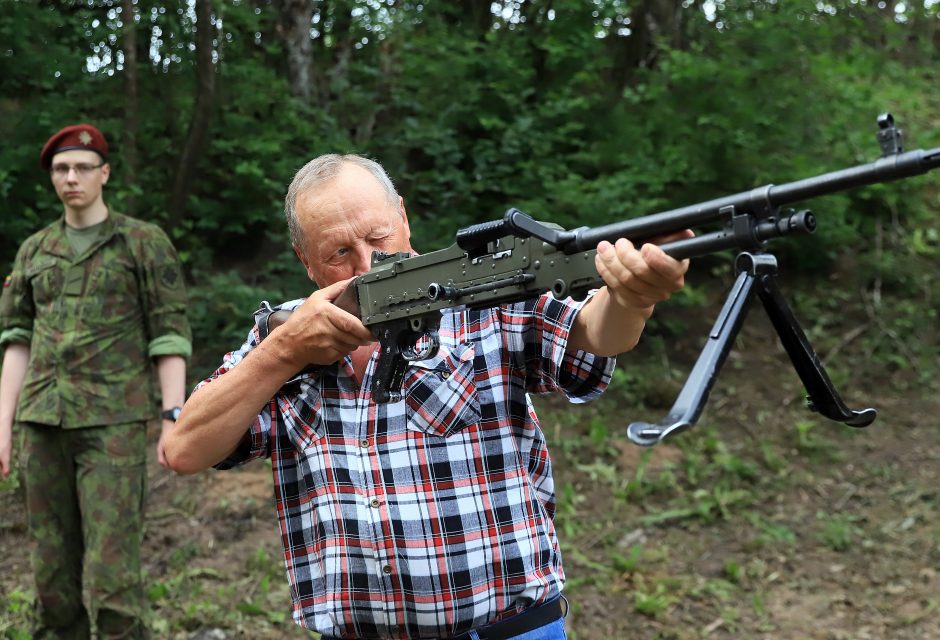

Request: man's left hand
left=568, top=229, right=694, bottom=356
left=594, top=229, right=693, bottom=313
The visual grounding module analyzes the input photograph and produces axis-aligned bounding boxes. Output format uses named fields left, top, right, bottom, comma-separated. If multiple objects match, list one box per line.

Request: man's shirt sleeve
left=135, top=226, right=192, bottom=357
left=0, top=241, right=36, bottom=347
left=200, top=298, right=309, bottom=468
left=149, top=334, right=192, bottom=358
left=193, top=324, right=272, bottom=469
left=503, top=291, right=616, bottom=402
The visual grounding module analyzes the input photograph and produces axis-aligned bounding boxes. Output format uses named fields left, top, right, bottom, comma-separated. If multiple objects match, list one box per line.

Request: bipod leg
left=747, top=253, right=877, bottom=428
left=626, top=259, right=761, bottom=447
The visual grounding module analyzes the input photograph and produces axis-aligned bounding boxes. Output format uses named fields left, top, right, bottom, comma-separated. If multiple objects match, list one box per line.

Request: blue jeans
left=468, top=617, right=567, bottom=640
left=465, top=596, right=567, bottom=640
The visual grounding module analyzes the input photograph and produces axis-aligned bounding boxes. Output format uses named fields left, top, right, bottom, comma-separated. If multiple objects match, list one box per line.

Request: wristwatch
left=161, top=406, right=182, bottom=422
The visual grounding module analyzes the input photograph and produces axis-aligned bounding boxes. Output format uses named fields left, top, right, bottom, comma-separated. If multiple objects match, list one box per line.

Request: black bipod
left=626, top=251, right=876, bottom=447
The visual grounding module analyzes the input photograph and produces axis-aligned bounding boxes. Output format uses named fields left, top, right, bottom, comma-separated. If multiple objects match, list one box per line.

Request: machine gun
left=260, top=114, right=940, bottom=446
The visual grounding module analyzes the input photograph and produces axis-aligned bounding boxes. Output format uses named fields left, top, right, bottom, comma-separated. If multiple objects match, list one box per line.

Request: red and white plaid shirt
left=199, top=293, right=614, bottom=639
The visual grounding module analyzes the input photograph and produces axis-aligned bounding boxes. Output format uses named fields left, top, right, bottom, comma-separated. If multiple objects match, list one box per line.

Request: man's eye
left=334, top=248, right=350, bottom=258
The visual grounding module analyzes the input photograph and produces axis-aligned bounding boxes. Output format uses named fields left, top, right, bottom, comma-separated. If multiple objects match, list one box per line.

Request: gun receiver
left=259, top=114, right=938, bottom=444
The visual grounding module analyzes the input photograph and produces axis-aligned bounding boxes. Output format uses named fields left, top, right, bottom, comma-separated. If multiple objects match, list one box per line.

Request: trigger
left=402, top=331, right=440, bottom=362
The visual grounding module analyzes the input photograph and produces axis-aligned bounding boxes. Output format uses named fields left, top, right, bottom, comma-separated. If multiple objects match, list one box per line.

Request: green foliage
left=744, top=512, right=798, bottom=547
left=2, top=2, right=937, bottom=255
left=816, top=511, right=862, bottom=552
left=0, top=589, right=33, bottom=640
left=611, top=544, right=644, bottom=574
left=633, top=578, right=679, bottom=619
left=0, top=470, right=19, bottom=494
left=793, top=419, right=840, bottom=461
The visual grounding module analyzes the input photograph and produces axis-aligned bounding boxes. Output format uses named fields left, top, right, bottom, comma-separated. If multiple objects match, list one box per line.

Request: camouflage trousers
left=21, top=421, right=148, bottom=639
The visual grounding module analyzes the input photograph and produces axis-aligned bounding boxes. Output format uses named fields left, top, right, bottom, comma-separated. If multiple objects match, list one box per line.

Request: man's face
left=49, top=149, right=109, bottom=210
left=294, top=163, right=413, bottom=287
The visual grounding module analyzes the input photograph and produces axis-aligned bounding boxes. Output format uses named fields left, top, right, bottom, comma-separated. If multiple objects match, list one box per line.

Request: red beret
left=40, top=124, right=109, bottom=170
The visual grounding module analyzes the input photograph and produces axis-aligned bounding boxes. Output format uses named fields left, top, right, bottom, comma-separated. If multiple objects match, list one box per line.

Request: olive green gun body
left=281, top=225, right=605, bottom=403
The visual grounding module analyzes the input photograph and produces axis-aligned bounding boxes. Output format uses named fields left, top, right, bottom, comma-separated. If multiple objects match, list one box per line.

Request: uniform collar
left=40, top=211, right=123, bottom=262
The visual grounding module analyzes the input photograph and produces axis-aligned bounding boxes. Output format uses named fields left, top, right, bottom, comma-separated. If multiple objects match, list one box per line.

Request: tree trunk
left=610, top=0, right=685, bottom=90
left=167, top=0, right=217, bottom=232
left=121, top=0, right=138, bottom=215
left=276, top=0, right=316, bottom=102
left=452, top=0, right=492, bottom=36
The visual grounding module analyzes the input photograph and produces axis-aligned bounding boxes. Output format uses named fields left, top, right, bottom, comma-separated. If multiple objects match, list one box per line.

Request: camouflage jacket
left=0, top=212, right=191, bottom=428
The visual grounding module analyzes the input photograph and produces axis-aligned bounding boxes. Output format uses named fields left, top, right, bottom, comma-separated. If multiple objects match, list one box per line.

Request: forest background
left=1, top=1, right=939, bottom=639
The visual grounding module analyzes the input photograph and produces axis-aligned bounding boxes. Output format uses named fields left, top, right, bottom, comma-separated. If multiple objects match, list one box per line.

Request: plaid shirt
left=200, top=293, right=614, bottom=639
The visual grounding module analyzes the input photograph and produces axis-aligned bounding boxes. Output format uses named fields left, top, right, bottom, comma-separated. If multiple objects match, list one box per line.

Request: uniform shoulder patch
left=160, top=265, right=181, bottom=289
left=3, top=273, right=12, bottom=287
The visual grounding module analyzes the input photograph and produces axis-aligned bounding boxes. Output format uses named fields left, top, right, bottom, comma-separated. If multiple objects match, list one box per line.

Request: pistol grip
left=370, top=320, right=412, bottom=403
left=371, top=323, right=441, bottom=403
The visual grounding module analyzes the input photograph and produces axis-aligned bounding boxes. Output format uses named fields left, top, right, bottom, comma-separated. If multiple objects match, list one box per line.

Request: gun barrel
left=566, top=147, right=940, bottom=253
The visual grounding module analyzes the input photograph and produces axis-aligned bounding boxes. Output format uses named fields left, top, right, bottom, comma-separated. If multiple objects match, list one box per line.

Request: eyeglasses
left=50, top=163, right=104, bottom=179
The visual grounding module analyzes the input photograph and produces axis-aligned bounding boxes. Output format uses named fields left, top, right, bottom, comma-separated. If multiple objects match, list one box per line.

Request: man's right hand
left=272, top=278, right=377, bottom=371
left=0, top=423, right=12, bottom=479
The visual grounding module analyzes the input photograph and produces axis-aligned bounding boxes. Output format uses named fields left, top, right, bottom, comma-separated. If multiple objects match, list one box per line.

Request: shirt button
left=360, top=439, right=369, bottom=448
left=370, top=498, right=381, bottom=508
left=440, top=370, right=450, bottom=379
left=382, top=565, right=392, bottom=575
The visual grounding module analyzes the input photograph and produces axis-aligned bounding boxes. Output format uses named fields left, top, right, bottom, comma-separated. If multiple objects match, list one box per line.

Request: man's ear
left=293, top=244, right=315, bottom=281
left=100, top=162, right=111, bottom=185
left=399, top=197, right=411, bottom=241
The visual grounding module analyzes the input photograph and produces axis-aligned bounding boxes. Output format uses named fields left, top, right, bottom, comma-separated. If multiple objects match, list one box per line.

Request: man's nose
left=352, top=247, right=374, bottom=276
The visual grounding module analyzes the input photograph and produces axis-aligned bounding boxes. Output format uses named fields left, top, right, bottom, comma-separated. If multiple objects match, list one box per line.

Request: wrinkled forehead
left=298, top=163, right=396, bottom=221
left=50, top=148, right=105, bottom=166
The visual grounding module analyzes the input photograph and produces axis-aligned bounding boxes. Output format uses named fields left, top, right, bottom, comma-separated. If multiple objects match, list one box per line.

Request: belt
left=454, top=597, right=565, bottom=640
left=320, top=598, right=565, bottom=640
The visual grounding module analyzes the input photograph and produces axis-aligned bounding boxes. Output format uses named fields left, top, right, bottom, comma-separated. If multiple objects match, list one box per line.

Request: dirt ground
left=1, top=287, right=938, bottom=640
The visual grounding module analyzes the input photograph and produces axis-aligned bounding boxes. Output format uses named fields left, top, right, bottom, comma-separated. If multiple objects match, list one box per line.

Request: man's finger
left=645, top=228, right=695, bottom=246
left=328, top=306, right=377, bottom=343
left=312, top=277, right=357, bottom=302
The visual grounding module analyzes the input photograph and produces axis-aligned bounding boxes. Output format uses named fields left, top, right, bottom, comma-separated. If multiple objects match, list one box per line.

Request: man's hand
left=594, top=229, right=693, bottom=314
left=0, top=344, right=29, bottom=480
left=569, top=230, right=693, bottom=356
left=156, top=421, right=172, bottom=469
left=273, top=278, right=377, bottom=370
left=0, top=423, right=12, bottom=479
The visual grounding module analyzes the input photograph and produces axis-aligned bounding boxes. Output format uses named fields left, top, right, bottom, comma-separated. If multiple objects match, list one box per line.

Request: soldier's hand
left=156, top=422, right=172, bottom=470
left=275, top=278, right=376, bottom=369
left=594, top=230, right=692, bottom=313
left=0, top=424, right=12, bottom=479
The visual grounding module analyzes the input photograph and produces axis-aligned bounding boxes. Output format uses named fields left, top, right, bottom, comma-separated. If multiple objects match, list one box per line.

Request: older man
left=165, top=154, right=689, bottom=639
left=0, top=124, right=191, bottom=639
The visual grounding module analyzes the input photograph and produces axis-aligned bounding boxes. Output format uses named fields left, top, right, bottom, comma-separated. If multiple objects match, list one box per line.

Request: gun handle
left=266, top=309, right=293, bottom=333
left=371, top=320, right=442, bottom=403
left=372, top=322, right=411, bottom=403
left=333, top=278, right=363, bottom=318
left=255, top=278, right=363, bottom=340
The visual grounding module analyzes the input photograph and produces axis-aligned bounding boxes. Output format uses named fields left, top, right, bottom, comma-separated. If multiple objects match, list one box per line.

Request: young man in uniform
left=0, top=124, right=192, bottom=639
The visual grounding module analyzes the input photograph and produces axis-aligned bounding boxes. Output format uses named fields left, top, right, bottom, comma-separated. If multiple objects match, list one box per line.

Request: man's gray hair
left=284, top=154, right=400, bottom=249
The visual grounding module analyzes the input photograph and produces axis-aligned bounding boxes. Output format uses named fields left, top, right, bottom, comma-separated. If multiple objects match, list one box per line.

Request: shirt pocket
left=404, top=341, right=482, bottom=438
left=280, top=377, right=326, bottom=450
left=88, top=255, right=140, bottom=324
left=25, top=260, right=60, bottom=309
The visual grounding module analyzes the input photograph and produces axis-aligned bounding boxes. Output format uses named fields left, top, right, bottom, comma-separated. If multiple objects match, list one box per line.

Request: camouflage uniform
left=0, top=212, right=191, bottom=639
